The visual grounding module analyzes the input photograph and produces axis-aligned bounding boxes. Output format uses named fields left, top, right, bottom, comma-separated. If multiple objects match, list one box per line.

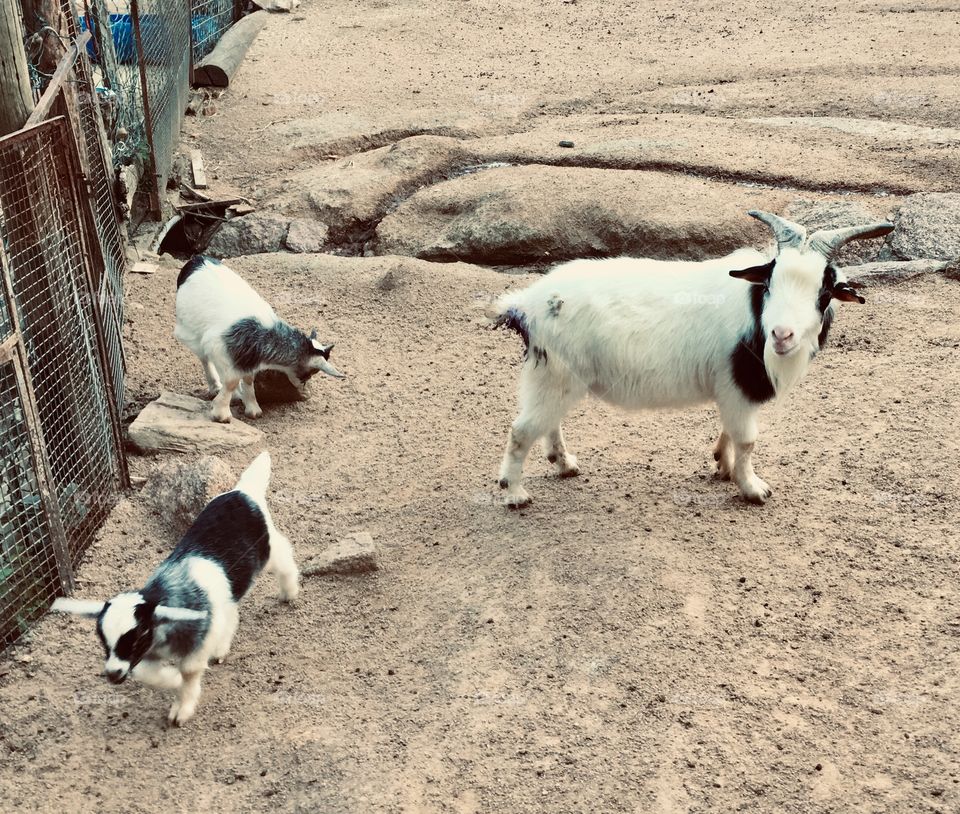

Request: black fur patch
left=223, top=317, right=314, bottom=375
left=532, top=346, right=548, bottom=366
left=816, top=265, right=838, bottom=350
left=731, top=283, right=775, bottom=403
left=547, top=296, right=563, bottom=317
left=160, top=491, right=271, bottom=602
left=177, top=255, right=218, bottom=289
left=494, top=307, right=530, bottom=349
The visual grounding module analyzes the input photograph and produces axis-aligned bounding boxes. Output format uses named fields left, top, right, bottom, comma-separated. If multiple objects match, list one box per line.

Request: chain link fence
left=191, top=0, right=236, bottom=61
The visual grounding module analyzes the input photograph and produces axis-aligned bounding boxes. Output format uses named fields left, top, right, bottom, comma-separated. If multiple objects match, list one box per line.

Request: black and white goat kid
left=492, top=211, right=893, bottom=507
left=52, top=451, right=299, bottom=726
left=175, top=255, right=345, bottom=422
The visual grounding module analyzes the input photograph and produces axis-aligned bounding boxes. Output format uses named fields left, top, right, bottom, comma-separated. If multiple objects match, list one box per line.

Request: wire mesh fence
left=0, top=117, right=126, bottom=648
left=191, top=0, right=236, bottom=61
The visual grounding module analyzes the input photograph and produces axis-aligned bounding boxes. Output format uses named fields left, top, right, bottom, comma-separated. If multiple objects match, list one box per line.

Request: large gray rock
left=276, top=135, right=478, bottom=243
left=302, top=533, right=380, bottom=576
left=142, top=456, right=236, bottom=533
left=848, top=259, right=957, bottom=286
left=373, top=164, right=787, bottom=264
left=889, top=193, right=960, bottom=261
left=782, top=199, right=888, bottom=264
left=206, top=213, right=290, bottom=257
left=284, top=219, right=330, bottom=253
left=128, top=391, right=264, bottom=454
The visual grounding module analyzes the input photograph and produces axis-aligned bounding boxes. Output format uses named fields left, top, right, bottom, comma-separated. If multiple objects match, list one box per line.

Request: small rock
left=206, top=214, right=290, bottom=258
left=285, top=219, right=330, bottom=253
left=302, top=532, right=380, bottom=576
left=253, top=370, right=310, bottom=404
left=128, top=391, right=264, bottom=454
left=558, top=140, right=575, bottom=148
left=142, top=456, right=236, bottom=533
left=889, top=192, right=960, bottom=261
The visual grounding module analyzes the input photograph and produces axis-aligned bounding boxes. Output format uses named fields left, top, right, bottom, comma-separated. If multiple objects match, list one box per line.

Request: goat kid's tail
left=487, top=291, right=531, bottom=350
left=236, top=450, right=272, bottom=504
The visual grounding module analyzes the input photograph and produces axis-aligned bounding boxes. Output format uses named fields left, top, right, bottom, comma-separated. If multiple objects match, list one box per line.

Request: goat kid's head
left=730, top=211, right=893, bottom=357
left=52, top=596, right=205, bottom=684
left=298, top=328, right=345, bottom=383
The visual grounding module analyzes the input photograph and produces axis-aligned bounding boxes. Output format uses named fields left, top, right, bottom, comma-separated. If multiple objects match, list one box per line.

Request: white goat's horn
left=807, top=222, right=894, bottom=259
left=748, top=210, right=806, bottom=250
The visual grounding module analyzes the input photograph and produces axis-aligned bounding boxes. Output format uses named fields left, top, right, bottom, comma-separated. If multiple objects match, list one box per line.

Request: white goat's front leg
left=132, top=659, right=183, bottom=690
left=498, top=360, right=585, bottom=507
left=210, top=604, right=239, bottom=664
left=545, top=427, right=580, bottom=477
left=168, top=667, right=205, bottom=726
left=718, top=400, right=771, bottom=504
left=210, top=379, right=239, bottom=422
left=266, top=526, right=300, bottom=601
left=239, top=376, right=262, bottom=418
left=713, top=431, right=734, bottom=481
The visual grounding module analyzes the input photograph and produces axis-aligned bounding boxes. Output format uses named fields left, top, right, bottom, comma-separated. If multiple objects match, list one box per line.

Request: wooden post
left=0, top=0, right=34, bottom=135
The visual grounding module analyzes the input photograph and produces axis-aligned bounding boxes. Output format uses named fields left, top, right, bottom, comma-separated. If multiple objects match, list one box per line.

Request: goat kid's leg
left=210, top=603, right=240, bottom=665
left=718, top=401, right=771, bottom=504
left=168, top=667, right=205, bottom=726
left=132, top=659, right=183, bottom=690
left=713, top=431, right=734, bottom=481
left=266, top=524, right=300, bottom=602
left=239, top=376, right=263, bottom=419
left=210, top=378, right=239, bottom=423
left=201, top=358, right=221, bottom=398
left=545, top=426, right=580, bottom=478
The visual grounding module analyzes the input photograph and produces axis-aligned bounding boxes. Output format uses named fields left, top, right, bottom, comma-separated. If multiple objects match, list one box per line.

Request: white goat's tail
left=236, top=450, right=272, bottom=504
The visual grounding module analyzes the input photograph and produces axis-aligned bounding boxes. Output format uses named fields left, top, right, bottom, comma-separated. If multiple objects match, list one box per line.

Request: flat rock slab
left=889, top=193, right=960, bottom=261
left=272, top=135, right=479, bottom=242
left=303, top=532, right=380, bottom=576
left=128, top=391, right=264, bottom=454
left=373, top=164, right=788, bottom=265
left=285, top=219, right=330, bottom=253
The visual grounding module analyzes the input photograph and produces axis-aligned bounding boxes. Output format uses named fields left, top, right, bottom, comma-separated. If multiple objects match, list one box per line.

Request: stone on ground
left=889, top=193, right=960, bottom=261
left=206, top=213, right=290, bottom=257
left=303, top=533, right=380, bottom=576
left=253, top=369, right=310, bottom=404
left=128, top=391, right=264, bottom=454
left=285, top=219, right=330, bottom=253
left=373, top=164, right=787, bottom=264
left=141, top=456, right=236, bottom=533
left=849, top=259, right=957, bottom=286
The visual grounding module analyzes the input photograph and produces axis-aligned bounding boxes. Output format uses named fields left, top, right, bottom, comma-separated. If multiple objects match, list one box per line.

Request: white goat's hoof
left=504, top=489, right=532, bottom=509
left=211, top=409, right=231, bottom=423
left=244, top=407, right=263, bottom=419
left=740, top=477, right=772, bottom=505
left=558, top=459, right=580, bottom=478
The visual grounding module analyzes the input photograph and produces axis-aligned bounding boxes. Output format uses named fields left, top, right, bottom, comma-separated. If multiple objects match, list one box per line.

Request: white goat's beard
left=764, top=340, right=812, bottom=399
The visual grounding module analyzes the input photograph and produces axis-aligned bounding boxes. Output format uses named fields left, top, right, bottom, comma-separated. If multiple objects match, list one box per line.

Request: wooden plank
left=24, top=31, right=90, bottom=128
left=190, top=149, right=208, bottom=188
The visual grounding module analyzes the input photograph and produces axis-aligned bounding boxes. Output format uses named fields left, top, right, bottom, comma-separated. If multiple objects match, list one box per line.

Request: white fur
left=494, top=244, right=843, bottom=507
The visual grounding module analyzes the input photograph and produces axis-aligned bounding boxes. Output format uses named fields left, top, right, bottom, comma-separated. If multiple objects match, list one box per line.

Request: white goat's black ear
left=154, top=606, right=207, bottom=623
left=832, top=282, right=866, bottom=304
left=309, top=328, right=318, bottom=340
left=729, top=260, right=775, bottom=284
left=51, top=597, right=106, bottom=618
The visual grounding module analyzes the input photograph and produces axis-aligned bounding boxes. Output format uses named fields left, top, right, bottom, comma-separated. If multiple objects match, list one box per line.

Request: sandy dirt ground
left=2, top=1, right=960, bottom=812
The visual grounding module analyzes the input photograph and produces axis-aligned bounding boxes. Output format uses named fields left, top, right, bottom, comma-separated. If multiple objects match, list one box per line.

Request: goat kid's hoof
left=244, top=407, right=263, bottom=419
left=210, top=410, right=232, bottom=423
left=167, top=701, right=196, bottom=727
left=558, top=460, right=581, bottom=479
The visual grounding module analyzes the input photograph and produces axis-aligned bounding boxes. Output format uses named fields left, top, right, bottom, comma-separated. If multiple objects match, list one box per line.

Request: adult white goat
left=492, top=211, right=893, bottom=507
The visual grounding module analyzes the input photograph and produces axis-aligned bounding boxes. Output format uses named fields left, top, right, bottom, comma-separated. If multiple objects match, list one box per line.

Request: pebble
left=558, top=140, right=575, bottom=148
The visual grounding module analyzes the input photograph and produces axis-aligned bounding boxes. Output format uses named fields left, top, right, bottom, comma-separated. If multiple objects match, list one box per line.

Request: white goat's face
left=730, top=249, right=864, bottom=358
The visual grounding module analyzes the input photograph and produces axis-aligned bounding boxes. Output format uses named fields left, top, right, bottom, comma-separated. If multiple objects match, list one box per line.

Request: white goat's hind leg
left=210, top=377, right=239, bottom=423
left=545, top=426, right=580, bottom=478
left=168, top=667, right=205, bottom=726
left=713, top=431, right=734, bottom=481
left=266, top=525, right=300, bottom=601
left=718, top=401, right=771, bottom=504
left=498, top=361, right=585, bottom=507
left=239, top=376, right=263, bottom=419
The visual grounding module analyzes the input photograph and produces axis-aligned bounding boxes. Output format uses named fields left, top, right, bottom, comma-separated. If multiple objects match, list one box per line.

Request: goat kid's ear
left=51, top=597, right=106, bottom=618
left=309, top=328, right=318, bottom=340
left=832, top=283, right=866, bottom=304
left=154, top=606, right=207, bottom=623
left=729, top=260, right=776, bottom=285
